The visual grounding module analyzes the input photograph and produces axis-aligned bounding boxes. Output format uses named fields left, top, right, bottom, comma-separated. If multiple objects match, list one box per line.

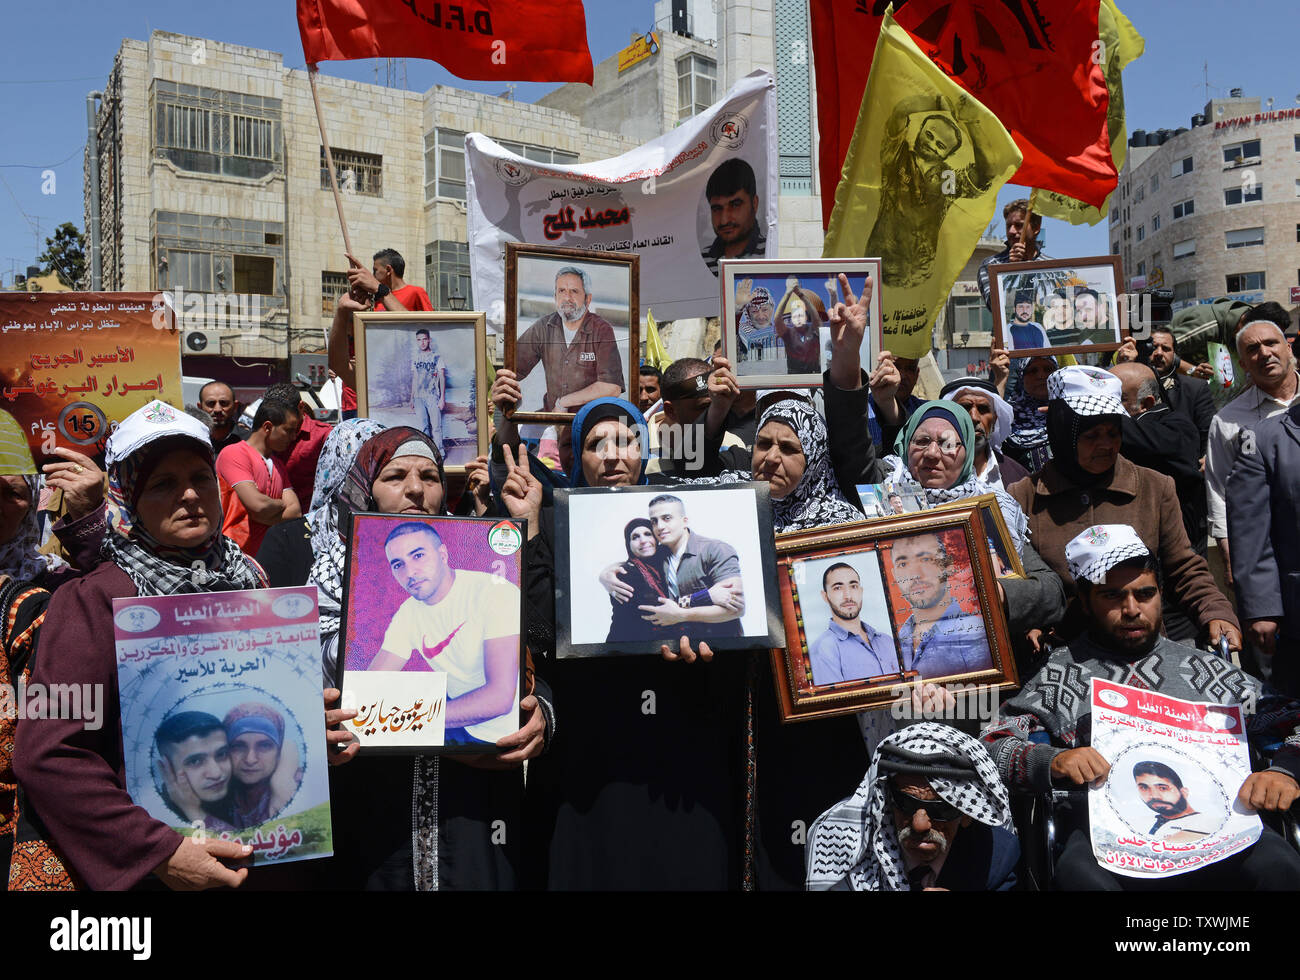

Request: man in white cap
left=1007, top=365, right=1240, bottom=651
left=982, top=524, right=1300, bottom=889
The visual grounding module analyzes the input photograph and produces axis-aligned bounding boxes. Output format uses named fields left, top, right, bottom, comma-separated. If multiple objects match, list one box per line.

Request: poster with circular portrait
left=113, top=588, right=333, bottom=864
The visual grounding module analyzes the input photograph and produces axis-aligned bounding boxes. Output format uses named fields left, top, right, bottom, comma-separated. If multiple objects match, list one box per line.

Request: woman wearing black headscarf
left=311, top=425, right=550, bottom=891
left=1006, top=365, right=1240, bottom=649
left=606, top=518, right=677, bottom=644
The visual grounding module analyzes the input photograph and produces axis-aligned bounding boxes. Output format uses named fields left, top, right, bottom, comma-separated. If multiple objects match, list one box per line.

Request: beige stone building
left=85, top=1, right=829, bottom=370
left=1108, top=89, right=1300, bottom=321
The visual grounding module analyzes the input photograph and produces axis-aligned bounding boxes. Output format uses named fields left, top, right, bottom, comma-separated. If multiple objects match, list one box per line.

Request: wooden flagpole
left=309, top=64, right=353, bottom=350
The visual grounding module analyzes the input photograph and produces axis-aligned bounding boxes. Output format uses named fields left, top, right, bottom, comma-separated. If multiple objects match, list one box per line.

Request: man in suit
left=1228, top=401, right=1300, bottom=695
left=806, top=722, right=1019, bottom=891
left=1147, top=326, right=1214, bottom=461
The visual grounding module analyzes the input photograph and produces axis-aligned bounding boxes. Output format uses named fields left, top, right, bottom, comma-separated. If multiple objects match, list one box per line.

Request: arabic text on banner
left=0, top=292, right=181, bottom=463
left=114, top=588, right=333, bottom=865
left=1089, top=677, right=1260, bottom=879
left=466, top=70, right=777, bottom=324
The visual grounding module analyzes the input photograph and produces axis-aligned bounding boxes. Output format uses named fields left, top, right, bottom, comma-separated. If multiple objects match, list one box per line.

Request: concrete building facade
left=85, top=2, right=829, bottom=371
left=1108, top=90, right=1300, bottom=320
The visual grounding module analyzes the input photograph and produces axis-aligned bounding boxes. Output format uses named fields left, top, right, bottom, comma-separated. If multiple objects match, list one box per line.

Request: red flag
left=297, top=0, right=594, bottom=83
left=811, top=0, right=1114, bottom=226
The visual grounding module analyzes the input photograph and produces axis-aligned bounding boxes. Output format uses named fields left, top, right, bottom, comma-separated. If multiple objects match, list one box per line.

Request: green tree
left=37, top=222, right=87, bottom=288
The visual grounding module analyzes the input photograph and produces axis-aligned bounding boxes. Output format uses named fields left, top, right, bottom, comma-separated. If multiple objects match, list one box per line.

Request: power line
left=0, top=145, right=85, bottom=169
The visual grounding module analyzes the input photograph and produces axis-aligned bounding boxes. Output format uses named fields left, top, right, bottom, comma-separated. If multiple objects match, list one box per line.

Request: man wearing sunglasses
left=807, top=722, right=1019, bottom=891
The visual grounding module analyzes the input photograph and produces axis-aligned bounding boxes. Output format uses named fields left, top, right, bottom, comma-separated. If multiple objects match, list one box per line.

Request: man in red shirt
left=334, top=248, right=435, bottom=413
left=216, top=399, right=302, bottom=555
left=263, top=382, right=332, bottom=507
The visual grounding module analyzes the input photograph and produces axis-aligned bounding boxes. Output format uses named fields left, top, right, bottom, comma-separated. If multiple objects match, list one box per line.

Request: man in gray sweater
left=982, top=523, right=1300, bottom=889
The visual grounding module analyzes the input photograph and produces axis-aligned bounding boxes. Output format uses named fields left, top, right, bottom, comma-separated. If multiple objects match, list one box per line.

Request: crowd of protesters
left=2, top=226, right=1299, bottom=893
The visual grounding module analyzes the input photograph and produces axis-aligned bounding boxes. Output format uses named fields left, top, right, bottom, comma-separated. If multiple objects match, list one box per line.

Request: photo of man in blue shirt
left=808, top=561, right=901, bottom=686
left=888, top=532, right=992, bottom=678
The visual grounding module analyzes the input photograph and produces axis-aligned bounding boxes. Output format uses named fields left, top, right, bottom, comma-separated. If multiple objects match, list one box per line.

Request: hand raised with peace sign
left=827, top=272, right=874, bottom=390
left=499, top=443, right=543, bottom=540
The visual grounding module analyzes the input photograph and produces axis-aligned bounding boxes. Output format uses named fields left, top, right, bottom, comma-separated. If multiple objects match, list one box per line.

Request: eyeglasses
left=890, top=784, right=962, bottom=823
left=909, top=434, right=963, bottom=457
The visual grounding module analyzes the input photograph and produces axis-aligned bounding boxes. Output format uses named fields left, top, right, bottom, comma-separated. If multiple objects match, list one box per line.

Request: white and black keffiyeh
left=806, top=722, right=1013, bottom=891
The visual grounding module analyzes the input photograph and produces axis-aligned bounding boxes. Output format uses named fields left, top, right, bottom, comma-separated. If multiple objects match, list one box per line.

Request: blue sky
left=1, top=0, right=1294, bottom=284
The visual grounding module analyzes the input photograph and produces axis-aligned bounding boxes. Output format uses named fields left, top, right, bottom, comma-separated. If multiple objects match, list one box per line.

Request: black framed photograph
left=770, top=506, right=1018, bottom=723
left=503, top=242, right=640, bottom=424
left=990, top=255, right=1126, bottom=359
left=337, top=512, right=526, bottom=754
left=719, top=257, right=883, bottom=389
left=352, top=311, right=489, bottom=473
left=554, top=483, right=783, bottom=658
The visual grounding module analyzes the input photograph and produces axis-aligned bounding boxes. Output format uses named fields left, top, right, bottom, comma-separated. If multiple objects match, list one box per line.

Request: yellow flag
left=0, top=407, right=36, bottom=475
left=1032, top=0, right=1145, bottom=226
left=644, top=309, right=671, bottom=371
left=824, top=8, right=1022, bottom=360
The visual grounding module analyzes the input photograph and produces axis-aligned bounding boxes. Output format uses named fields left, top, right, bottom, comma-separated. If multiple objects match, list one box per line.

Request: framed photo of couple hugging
left=553, top=483, right=784, bottom=658
left=769, top=503, right=1018, bottom=723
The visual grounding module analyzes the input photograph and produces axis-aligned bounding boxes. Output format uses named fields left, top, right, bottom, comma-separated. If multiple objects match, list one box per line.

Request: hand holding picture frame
left=719, top=257, right=883, bottom=389
left=337, top=513, right=526, bottom=754
left=352, top=311, right=489, bottom=474
left=769, top=505, right=1018, bottom=723
left=990, top=255, right=1127, bottom=360
left=503, top=242, right=640, bottom=424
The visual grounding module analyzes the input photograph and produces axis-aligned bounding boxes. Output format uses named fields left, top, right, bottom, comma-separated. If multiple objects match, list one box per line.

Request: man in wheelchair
left=981, top=524, right=1300, bottom=889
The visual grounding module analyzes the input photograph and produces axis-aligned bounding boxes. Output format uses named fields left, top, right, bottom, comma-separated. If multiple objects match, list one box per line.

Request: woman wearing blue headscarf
left=502, top=396, right=750, bottom=890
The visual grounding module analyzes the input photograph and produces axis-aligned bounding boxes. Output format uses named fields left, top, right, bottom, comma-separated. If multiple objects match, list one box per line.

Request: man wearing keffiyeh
left=806, top=722, right=1018, bottom=891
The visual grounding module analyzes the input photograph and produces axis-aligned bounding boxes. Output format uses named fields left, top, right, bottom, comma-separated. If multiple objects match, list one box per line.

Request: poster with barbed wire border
left=114, top=587, right=332, bottom=865
left=1089, top=678, right=1261, bottom=879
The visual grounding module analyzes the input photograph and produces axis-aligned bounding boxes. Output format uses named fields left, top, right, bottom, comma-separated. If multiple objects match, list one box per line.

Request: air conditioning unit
left=184, top=329, right=221, bottom=355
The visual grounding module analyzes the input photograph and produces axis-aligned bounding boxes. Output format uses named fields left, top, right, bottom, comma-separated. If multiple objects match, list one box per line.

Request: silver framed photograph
left=719, top=257, right=882, bottom=389
left=352, top=311, right=489, bottom=474
left=990, top=255, right=1126, bottom=360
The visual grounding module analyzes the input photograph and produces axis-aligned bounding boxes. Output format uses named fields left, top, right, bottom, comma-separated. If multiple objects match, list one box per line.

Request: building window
left=1173, top=238, right=1196, bottom=259
left=1171, top=156, right=1193, bottom=177
left=1151, top=174, right=1159, bottom=192
left=1111, top=240, right=1120, bottom=255
left=1135, top=185, right=1145, bottom=203
left=1226, top=271, right=1266, bottom=292
left=1295, top=134, right=1300, bottom=152
left=677, top=54, right=717, bottom=120
left=495, top=140, right=579, bottom=165
left=165, top=249, right=214, bottom=292
left=1225, top=227, right=1265, bottom=249
left=1152, top=213, right=1161, bottom=232
left=1137, top=224, right=1145, bottom=242
left=1136, top=260, right=1146, bottom=277
left=234, top=255, right=275, bottom=295
left=1224, top=184, right=1263, bottom=205
left=1223, top=139, right=1261, bottom=166
left=1173, top=199, right=1194, bottom=220
left=1172, top=280, right=1197, bottom=302
left=1110, top=207, right=1119, bottom=224
left=321, top=272, right=349, bottom=316
left=231, top=115, right=274, bottom=160
left=424, top=240, right=472, bottom=310
left=425, top=129, right=467, bottom=201
left=152, top=80, right=282, bottom=180
left=320, top=148, right=383, bottom=197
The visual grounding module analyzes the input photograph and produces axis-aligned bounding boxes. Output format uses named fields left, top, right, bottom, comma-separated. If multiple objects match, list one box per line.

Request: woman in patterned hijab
left=805, top=722, right=1016, bottom=891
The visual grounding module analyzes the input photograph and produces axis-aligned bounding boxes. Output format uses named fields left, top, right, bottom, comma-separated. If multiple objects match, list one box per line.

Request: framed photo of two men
left=719, top=257, right=883, bottom=389
left=989, top=255, right=1127, bottom=360
left=336, top=513, right=527, bottom=754
left=351, top=310, right=490, bottom=474
left=769, top=504, right=1018, bottom=723
left=554, top=483, right=783, bottom=658
left=503, top=242, right=640, bottom=425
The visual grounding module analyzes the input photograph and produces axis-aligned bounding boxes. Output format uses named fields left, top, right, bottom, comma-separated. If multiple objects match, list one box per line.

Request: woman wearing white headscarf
left=11, top=401, right=345, bottom=890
